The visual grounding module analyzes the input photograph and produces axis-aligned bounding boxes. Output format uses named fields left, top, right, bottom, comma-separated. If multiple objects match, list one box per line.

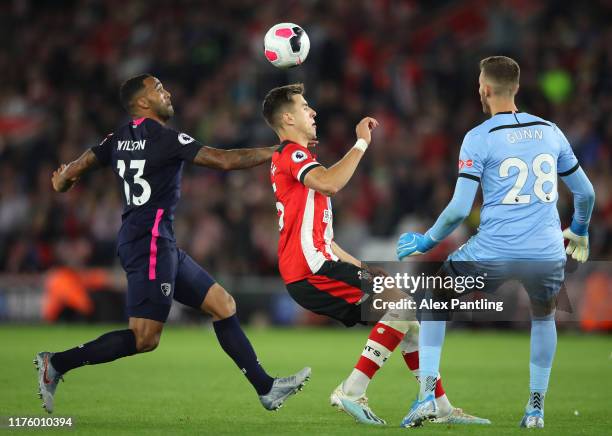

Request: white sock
left=342, top=369, right=370, bottom=398
left=399, top=324, right=453, bottom=415
left=436, top=393, right=453, bottom=416
left=342, top=320, right=409, bottom=398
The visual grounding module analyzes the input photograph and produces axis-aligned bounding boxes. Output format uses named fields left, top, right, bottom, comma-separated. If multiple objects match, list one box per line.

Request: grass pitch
left=0, top=325, right=610, bottom=435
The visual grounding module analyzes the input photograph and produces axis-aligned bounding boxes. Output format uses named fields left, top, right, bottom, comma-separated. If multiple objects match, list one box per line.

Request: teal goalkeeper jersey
left=451, top=111, right=579, bottom=261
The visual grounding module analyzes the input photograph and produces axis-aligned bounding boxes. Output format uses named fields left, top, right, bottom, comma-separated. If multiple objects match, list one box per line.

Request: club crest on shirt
left=178, top=133, right=195, bottom=145
left=292, top=150, right=307, bottom=163
left=161, top=283, right=172, bottom=297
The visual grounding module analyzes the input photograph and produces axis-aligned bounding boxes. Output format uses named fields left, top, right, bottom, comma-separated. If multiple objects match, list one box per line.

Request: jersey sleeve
left=166, top=130, right=204, bottom=162
left=90, top=133, right=114, bottom=167
left=283, top=146, right=322, bottom=184
left=560, top=167, right=595, bottom=233
left=457, top=130, right=486, bottom=181
left=427, top=176, right=479, bottom=242
left=553, top=124, right=579, bottom=176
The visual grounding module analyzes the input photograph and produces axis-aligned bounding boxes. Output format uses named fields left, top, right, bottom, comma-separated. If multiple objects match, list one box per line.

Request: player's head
left=479, top=56, right=520, bottom=114
left=119, top=74, right=174, bottom=121
left=262, top=83, right=316, bottom=141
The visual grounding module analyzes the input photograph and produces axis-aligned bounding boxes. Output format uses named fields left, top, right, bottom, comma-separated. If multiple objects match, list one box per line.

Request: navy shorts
left=118, top=236, right=216, bottom=322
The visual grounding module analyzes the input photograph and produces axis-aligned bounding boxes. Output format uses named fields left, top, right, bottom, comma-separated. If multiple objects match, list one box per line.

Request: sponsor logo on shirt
left=458, top=159, right=473, bottom=169
left=323, top=209, right=332, bottom=223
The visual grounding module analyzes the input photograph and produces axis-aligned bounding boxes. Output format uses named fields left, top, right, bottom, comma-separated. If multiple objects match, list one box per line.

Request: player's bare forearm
left=304, top=148, right=364, bottom=196
left=193, top=146, right=277, bottom=170
left=326, top=147, right=366, bottom=190
left=304, top=117, right=377, bottom=196
left=331, top=241, right=362, bottom=268
left=51, top=149, right=100, bottom=192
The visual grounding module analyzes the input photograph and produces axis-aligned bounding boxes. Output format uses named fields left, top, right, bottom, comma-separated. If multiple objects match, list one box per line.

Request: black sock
left=50, top=329, right=137, bottom=374
left=213, top=315, right=274, bottom=395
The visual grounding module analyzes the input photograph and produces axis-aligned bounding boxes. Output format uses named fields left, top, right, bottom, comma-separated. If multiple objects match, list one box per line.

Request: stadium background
left=1, top=1, right=611, bottom=434
left=0, top=0, right=610, bottom=326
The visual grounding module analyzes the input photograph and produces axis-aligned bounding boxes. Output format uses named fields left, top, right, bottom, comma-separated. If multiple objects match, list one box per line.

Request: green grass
left=0, top=325, right=610, bottom=435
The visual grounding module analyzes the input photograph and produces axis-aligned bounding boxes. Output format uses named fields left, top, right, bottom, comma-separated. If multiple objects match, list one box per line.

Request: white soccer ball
left=264, top=23, right=310, bottom=68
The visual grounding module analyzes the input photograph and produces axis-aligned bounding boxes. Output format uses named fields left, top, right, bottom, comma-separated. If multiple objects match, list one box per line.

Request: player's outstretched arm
left=192, top=146, right=278, bottom=170
left=397, top=176, right=479, bottom=259
left=51, top=149, right=100, bottom=192
left=560, top=167, right=595, bottom=262
left=303, top=117, right=378, bottom=196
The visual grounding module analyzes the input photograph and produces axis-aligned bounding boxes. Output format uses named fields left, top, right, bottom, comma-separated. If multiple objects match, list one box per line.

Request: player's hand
left=51, top=164, right=78, bottom=192
left=355, top=117, right=379, bottom=145
left=397, top=232, right=436, bottom=260
left=362, top=262, right=390, bottom=278
left=562, top=227, right=589, bottom=263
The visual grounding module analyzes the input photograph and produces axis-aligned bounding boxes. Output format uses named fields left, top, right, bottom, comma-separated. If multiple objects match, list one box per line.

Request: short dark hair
left=262, top=83, right=305, bottom=129
left=119, top=74, right=152, bottom=112
left=480, top=56, right=520, bottom=95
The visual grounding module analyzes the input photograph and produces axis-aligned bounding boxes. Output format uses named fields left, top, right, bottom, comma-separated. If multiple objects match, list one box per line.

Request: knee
left=212, top=289, right=236, bottom=320
left=531, top=298, right=557, bottom=319
left=202, top=285, right=236, bottom=320
left=532, top=312, right=556, bottom=322
left=132, top=329, right=161, bottom=353
left=379, top=319, right=416, bottom=336
left=224, top=293, right=237, bottom=316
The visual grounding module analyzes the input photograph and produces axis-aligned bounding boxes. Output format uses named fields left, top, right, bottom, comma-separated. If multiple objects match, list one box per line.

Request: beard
left=156, top=102, right=174, bottom=121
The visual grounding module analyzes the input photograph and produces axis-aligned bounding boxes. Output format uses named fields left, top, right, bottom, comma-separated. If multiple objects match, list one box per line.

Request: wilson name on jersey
left=271, top=140, right=338, bottom=284
left=91, top=117, right=202, bottom=246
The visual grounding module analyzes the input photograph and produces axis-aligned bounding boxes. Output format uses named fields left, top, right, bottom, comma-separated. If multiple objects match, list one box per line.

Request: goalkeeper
left=397, top=56, right=595, bottom=429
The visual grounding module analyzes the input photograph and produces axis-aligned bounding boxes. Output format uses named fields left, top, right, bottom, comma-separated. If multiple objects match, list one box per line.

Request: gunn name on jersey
left=506, top=128, right=543, bottom=144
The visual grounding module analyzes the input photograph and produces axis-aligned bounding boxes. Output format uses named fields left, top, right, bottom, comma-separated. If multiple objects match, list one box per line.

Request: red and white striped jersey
left=270, top=140, right=338, bottom=284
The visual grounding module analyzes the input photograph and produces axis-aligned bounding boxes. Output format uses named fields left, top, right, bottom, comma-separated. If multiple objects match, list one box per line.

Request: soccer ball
left=264, top=23, right=310, bottom=68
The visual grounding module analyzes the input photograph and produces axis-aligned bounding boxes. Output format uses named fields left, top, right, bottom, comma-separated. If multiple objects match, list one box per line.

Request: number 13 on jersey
left=117, top=159, right=151, bottom=205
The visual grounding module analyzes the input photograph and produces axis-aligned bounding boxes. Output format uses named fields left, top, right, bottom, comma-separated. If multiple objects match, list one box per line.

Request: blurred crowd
left=1, top=0, right=611, bottom=275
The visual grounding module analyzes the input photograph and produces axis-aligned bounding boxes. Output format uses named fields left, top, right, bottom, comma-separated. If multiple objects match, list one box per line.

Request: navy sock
left=213, top=314, right=274, bottom=395
left=50, top=329, right=137, bottom=374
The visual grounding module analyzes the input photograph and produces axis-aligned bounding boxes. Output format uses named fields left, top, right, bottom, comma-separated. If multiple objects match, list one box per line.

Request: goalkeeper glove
left=562, top=220, right=589, bottom=263
left=397, top=232, right=437, bottom=260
